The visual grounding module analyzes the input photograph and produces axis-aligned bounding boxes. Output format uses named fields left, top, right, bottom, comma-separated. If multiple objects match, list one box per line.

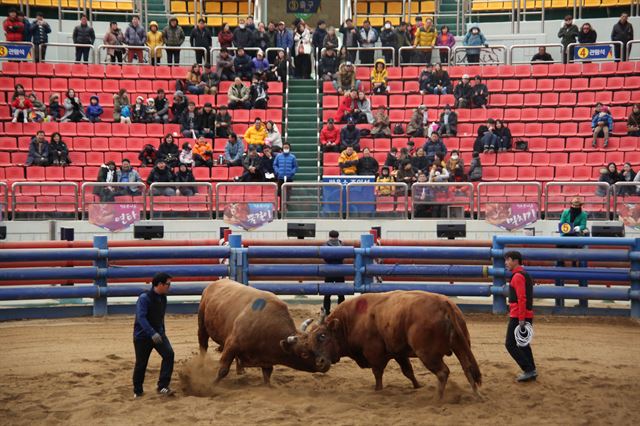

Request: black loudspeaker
left=437, top=223, right=466, bottom=239
left=0, top=225, right=6, bottom=240
left=60, top=227, right=75, bottom=241
left=287, top=223, right=316, bottom=239
left=134, top=223, right=165, bottom=240
left=591, top=223, right=625, bottom=237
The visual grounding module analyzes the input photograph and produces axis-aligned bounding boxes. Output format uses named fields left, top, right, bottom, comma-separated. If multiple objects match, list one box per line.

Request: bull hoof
left=412, top=382, right=423, bottom=389
left=374, top=385, right=383, bottom=391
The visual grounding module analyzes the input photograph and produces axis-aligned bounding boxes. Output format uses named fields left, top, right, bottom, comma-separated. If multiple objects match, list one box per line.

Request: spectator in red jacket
left=3, top=8, right=25, bottom=42
left=11, top=93, right=32, bottom=123
left=320, top=118, right=341, bottom=152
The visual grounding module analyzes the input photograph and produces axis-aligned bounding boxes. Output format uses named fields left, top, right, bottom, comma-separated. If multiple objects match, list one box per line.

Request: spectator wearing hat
left=472, top=75, right=489, bottom=109
left=463, top=25, right=486, bottom=64
left=321, top=118, right=341, bottom=152
left=197, top=102, right=216, bottom=138
left=438, top=105, right=458, bottom=137
left=147, top=159, right=176, bottom=196
left=406, top=105, right=427, bottom=137
left=162, top=16, right=185, bottom=65
left=146, top=21, right=164, bottom=66
left=559, top=197, right=588, bottom=234
left=340, top=117, right=361, bottom=151
left=592, top=105, right=613, bottom=148
left=275, top=21, right=294, bottom=54
left=201, top=63, right=220, bottom=95
left=454, top=74, right=473, bottom=108
left=145, top=98, right=157, bottom=123
left=333, top=62, right=361, bottom=95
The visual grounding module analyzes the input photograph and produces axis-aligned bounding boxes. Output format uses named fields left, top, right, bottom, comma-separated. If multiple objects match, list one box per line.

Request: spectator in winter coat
left=436, top=26, right=455, bottom=64
left=95, top=161, right=118, bottom=201
left=446, top=150, right=465, bottom=182
left=293, top=22, right=313, bottom=79
left=380, top=21, right=397, bottom=65
left=86, top=96, right=103, bottom=122
left=275, top=21, right=294, bottom=53
left=419, top=63, right=434, bottom=94
left=371, top=59, right=389, bottom=94
left=175, top=164, right=197, bottom=196
left=357, top=148, right=379, bottom=176
left=252, top=22, right=270, bottom=55
left=273, top=143, right=298, bottom=183
left=406, top=105, right=427, bottom=136
left=480, top=119, right=499, bottom=153
left=578, top=23, right=597, bottom=44
left=146, top=21, right=164, bottom=65
left=179, top=142, right=194, bottom=167
left=251, top=50, right=270, bottom=75
left=472, top=75, right=489, bottom=109
left=3, top=8, right=25, bottom=42
left=340, top=117, right=361, bottom=151
left=495, top=120, right=512, bottom=151
left=411, top=147, right=430, bottom=173
left=197, top=102, right=216, bottom=138
left=138, top=144, right=157, bottom=167
left=30, top=12, right=50, bottom=63
left=531, top=46, right=553, bottom=63
left=147, top=160, right=176, bottom=196
left=334, top=91, right=357, bottom=123
left=395, top=21, right=413, bottom=65
left=215, top=105, right=232, bottom=138
left=171, top=90, right=188, bottom=123
left=619, top=162, right=636, bottom=196
left=384, top=147, right=400, bottom=170
left=423, top=133, right=447, bottom=165
left=224, top=133, right=244, bottom=166
left=339, top=146, right=359, bottom=175
left=323, top=26, right=340, bottom=51
left=355, top=91, right=373, bottom=124
left=319, top=48, right=339, bottom=81
left=28, top=93, right=46, bottom=122
left=193, top=136, right=213, bottom=167
left=117, top=159, right=143, bottom=195
left=238, top=148, right=263, bottom=182
left=61, top=89, right=88, bottom=122
left=431, top=63, right=451, bottom=95
left=249, top=77, right=269, bottom=109
left=153, top=89, right=169, bottom=124
left=370, top=106, right=391, bottom=137
left=243, top=118, right=268, bottom=151
left=233, top=18, right=253, bottom=50
left=376, top=166, right=395, bottom=196
left=468, top=151, right=483, bottom=181
left=265, top=120, right=282, bottom=152
left=627, top=104, right=640, bottom=136
left=312, top=20, right=328, bottom=56
left=216, top=48, right=235, bottom=81
left=558, top=15, right=579, bottom=63
left=186, top=63, right=206, bottom=94
left=412, top=18, right=436, bottom=64
left=438, top=105, right=458, bottom=136
left=228, top=77, right=251, bottom=109
left=218, top=23, right=234, bottom=50
left=180, top=101, right=200, bottom=137
left=396, top=160, right=417, bottom=189
left=124, top=16, right=147, bottom=63
left=333, top=62, right=360, bottom=95
left=599, top=163, right=621, bottom=188
left=234, top=47, right=253, bottom=80
left=339, top=19, right=361, bottom=63
left=71, top=15, right=95, bottom=63
left=18, top=10, right=29, bottom=42
left=200, top=63, right=220, bottom=95
left=113, top=89, right=130, bottom=122
left=48, top=94, right=62, bottom=122
left=592, top=105, right=614, bottom=148
left=454, top=74, right=473, bottom=108
left=321, top=118, right=341, bottom=152
left=158, top=133, right=180, bottom=168
left=11, top=94, right=32, bottom=123
left=611, top=13, right=634, bottom=61
left=26, top=130, right=50, bottom=166
left=359, top=20, right=379, bottom=65
left=162, top=16, right=185, bottom=64
left=261, top=146, right=276, bottom=181
left=463, top=25, right=486, bottom=64
left=104, top=21, right=126, bottom=63
left=190, top=19, right=212, bottom=64
left=131, top=96, right=147, bottom=123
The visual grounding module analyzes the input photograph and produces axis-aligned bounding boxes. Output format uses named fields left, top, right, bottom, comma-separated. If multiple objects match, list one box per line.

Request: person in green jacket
left=559, top=197, right=588, bottom=236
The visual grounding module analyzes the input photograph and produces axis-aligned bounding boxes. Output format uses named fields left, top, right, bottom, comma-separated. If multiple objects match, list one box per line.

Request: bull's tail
left=197, top=303, right=209, bottom=355
left=446, top=302, right=482, bottom=394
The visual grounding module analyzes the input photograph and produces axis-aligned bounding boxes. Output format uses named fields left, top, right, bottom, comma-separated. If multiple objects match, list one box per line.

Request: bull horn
left=286, top=335, right=298, bottom=344
left=300, top=318, right=314, bottom=332
left=319, top=307, right=327, bottom=324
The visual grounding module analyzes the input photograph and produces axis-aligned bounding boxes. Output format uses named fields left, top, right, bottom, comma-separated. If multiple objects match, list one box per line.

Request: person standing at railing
left=358, top=19, right=379, bottom=65
left=266, top=22, right=278, bottom=63
left=273, top=143, right=298, bottom=196
left=104, top=21, right=125, bottom=64
left=30, top=12, right=50, bottom=63
left=530, top=46, right=553, bottom=63
left=162, top=17, right=185, bottom=65
left=412, top=18, right=436, bottom=64
left=312, top=19, right=327, bottom=59
left=3, top=8, right=25, bottom=43
left=339, top=18, right=361, bottom=64
left=252, top=22, right=271, bottom=56
left=191, top=19, right=212, bottom=65
left=435, top=26, right=455, bottom=65
left=462, top=25, right=486, bottom=64
left=125, top=16, right=147, bottom=64
left=72, top=15, right=95, bottom=63
left=379, top=21, right=396, bottom=65
left=146, top=21, right=164, bottom=66
left=558, top=15, right=579, bottom=64
left=275, top=21, right=293, bottom=57
left=611, top=13, right=634, bottom=62
left=322, top=230, right=346, bottom=315
left=217, top=22, right=234, bottom=51
left=293, top=21, right=313, bottom=79
left=233, top=18, right=254, bottom=52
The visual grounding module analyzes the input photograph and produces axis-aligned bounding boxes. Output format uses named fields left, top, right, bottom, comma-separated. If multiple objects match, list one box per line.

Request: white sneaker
left=157, top=387, right=174, bottom=396
left=11, top=118, right=17, bottom=123
left=23, top=118, right=28, bottom=123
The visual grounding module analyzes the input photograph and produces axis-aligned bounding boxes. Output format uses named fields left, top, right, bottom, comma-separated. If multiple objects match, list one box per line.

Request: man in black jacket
left=611, top=13, right=634, bottom=61
left=380, top=21, right=397, bottom=65
left=30, top=12, right=50, bottom=63
left=319, top=48, right=339, bottom=81
left=339, top=19, right=361, bottom=63
left=454, top=74, right=473, bottom=108
left=197, top=102, right=216, bottom=138
left=153, top=89, right=169, bottom=124
left=238, top=148, right=263, bottom=182
left=233, top=47, right=253, bottom=80
left=322, top=230, right=345, bottom=315
left=72, top=15, right=95, bottom=63
left=357, top=147, right=379, bottom=176
left=190, top=19, right=212, bottom=64
left=147, top=160, right=176, bottom=196
left=233, top=18, right=254, bottom=50
left=312, top=20, right=327, bottom=57
left=438, top=105, right=458, bottom=136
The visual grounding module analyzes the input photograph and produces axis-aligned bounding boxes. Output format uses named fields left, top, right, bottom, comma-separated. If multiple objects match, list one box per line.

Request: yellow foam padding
left=1, top=0, right=20, bottom=5
left=116, top=1, right=133, bottom=10
left=222, top=1, right=237, bottom=13
left=205, top=1, right=221, bottom=13
left=472, top=2, right=489, bottom=11
left=207, top=16, right=222, bottom=26
left=583, top=0, right=600, bottom=6
left=171, top=1, right=186, bottom=12
left=369, top=17, right=384, bottom=26
left=238, top=1, right=249, bottom=14
left=387, top=2, right=402, bottom=14
left=369, top=3, right=385, bottom=13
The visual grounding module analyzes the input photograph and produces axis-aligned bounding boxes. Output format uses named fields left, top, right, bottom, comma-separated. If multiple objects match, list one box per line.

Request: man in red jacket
left=3, top=8, right=25, bottom=42
left=504, top=251, right=537, bottom=382
left=320, top=118, right=341, bottom=153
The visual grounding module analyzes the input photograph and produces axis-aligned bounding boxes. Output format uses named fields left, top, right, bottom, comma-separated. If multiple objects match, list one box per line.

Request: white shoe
left=11, top=118, right=17, bottom=123
left=157, top=387, right=174, bottom=396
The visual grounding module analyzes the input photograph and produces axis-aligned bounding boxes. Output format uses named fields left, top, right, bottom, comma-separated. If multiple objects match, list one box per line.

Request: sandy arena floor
left=0, top=305, right=639, bottom=426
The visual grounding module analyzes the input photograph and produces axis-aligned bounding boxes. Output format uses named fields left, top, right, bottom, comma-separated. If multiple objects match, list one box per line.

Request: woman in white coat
left=293, top=21, right=312, bottom=79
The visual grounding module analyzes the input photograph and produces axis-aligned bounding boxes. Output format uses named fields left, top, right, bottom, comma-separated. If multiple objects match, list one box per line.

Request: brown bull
left=306, top=291, right=482, bottom=398
left=198, top=279, right=333, bottom=385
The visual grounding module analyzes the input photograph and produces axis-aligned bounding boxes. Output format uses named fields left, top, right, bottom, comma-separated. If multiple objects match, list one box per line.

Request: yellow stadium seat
left=485, top=0, right=503, bottom=10
left=600, top=0, right=618, bottom=5
left=172, top=1, right=186, bottom=13
left=389, top=17, right=400, bottom=26
left=551, top=0, right=568, bottom=7
left=617, top=0, right=632, bottom=4
left=369, top=3, right=384, bottom=13
left=187, top=2, right=196, bottom=12
left=34, top=0, right=52, bottom=6
left=207, top=16, right=223, bottom=26
left=356, top=2, right=368, bottom=13
left=106, top=2, right=121, bottom=10
left=205, top=1, right=221, bottom=13
left=2, top=0, right=20, bottom=5
left=117, top=2, right=133, bottom=10
left=222, top=1, right=237, bottom=13
left=67, top=0, right=79, bottom=7
left=356, top=17, right=367, bottom=26
left=387, top=2, right=402, bottom=14
left=177, top=16, right=192, bottom=26
left=226, top=17, right=238, bottom=26
left=370, top=17, right=384, bottom=26
left=238, top=1, right=249, bottom=14
left=423, top=2, right=435, bottom=13
left=583, top=0, right=600, bottom=6
left=472, top=1, right=489, bottom=11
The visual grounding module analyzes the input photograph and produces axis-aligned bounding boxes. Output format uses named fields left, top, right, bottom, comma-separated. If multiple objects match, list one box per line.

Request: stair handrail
left=315, top=54, right=321, bottom=182
left=284, top=48, right=290, bottom=147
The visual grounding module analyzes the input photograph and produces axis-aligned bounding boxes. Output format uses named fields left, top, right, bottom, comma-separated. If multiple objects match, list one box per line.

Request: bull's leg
left=215, top=343, right=238, bottom=384
left=370, top=360, right=389, bottom=391
left=197, top=323, right=209, bottom=355
left=261, top=366, right=274, bottom=386
left=235, top=358, right=245, bottom=375
left=419, top=354, right=450, bottom=400
left=395, top=357, right=421, bottom=389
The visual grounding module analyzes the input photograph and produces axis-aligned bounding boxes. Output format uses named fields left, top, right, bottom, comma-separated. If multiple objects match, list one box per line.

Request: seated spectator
left=384, top=147, right=399, bottom=170
left=113, top=88, right=130, bottom=122
left=429, top=162, right=450, bottom=182
left=120, top=104, right=132, bottom=124
left=61, top=89, right=88, bottom=122
left=48, top=94, right=62, bottom=122
left=370, top=58, right=388, bottom=94
left=234, top=47, right=253, bottom=80
left=251, top=50, right=270, bottom=76
left=224, top=133, right=244, bottom=166
left=186, top=63, right=206, bottom=95
left=179, top=142, right=194, bottom=167
left=406, top=140, right=417, bottom=156
left=407, top=105, right=427, bottom=137
left=559, top=197, right=588, bottom=235
left=132, top=96, right=147, bottom=123
left=86, top=95, right=103, bottom=123
left=472, top=75, right=489, bottom=109
left=495, top=120, right=512, bottom=151
left=531, top=46, right=553, bottom=62
left=446, top=150, right=465, bottom=182
left=180, top=101, right=200, bottom=137
left=438, top=104, right=458, bottom=137
left=619, top=162, right=636, bottom=196
left=250, top=76, right=269, bottom=109
left=228, top=77, right=251, bottom=109
left=463, top=152, right=480, bottom=182
left=418, top=64, right=434, bottom=95
left=215, top=105, right=232, bottom=138
left=170, top=90, right=188, bottom=123
left=591, top=102, right=603, bottom=120
left=453, top=74, right=472, bottom=108
left=244, top=118, right=268, bottom=151
left=175, top=164, right=197, bottom=196
left=238, top=148, right=263, bottom=182
left=340, top=117, right=361, bottom=151
left=96, top=161, right=118, bottom=202
left=321, top=118, right=341, bottom=152
left=11, top=93, right=32, bottom=123
left=354, top=91, right=373, bottom=124
left=138, top=143, right=157, bottom=167
left=117, top=159, right=143, bottom=196
left=334, top=90, right=357, bottom=123
left=627, top=104, right=640, bottom=136
left=376, top=166, right=395, bottom=196
left=411, top=147, right=430, bottom=173
left=338, top=146, right=359, bottom=175
left=396, top=160, right=417, bottom=189
left=201, top=63, right=220, bottom=95
left=261, top=146, right=276, bottom=181
left=197, top=102, right=216, bottom=138
left=597, top=163, right=620, bottom=195
left=49, top=132, right=70, bottom=166
left=357, top=148, right=379, bottom=176
left=28, top=93, right=46, bottom=122
left=26, top=130, right=50, bottom=166
left=147, top=159, right=176, bottom=196
left=592, top=105, right=613, bottom=148
left=370, top=106, right=391, bottom=137
left=319, top=48, right=339, bottom=81
left=193, top=136, right=213, bottom=167
left=431, top=63, right=452, bottom=95
left=158, top=133, right=180, bottom=168
left=216, top=48, right=235, bottom=81
left=480, top=119, right=499, bottom=153
left=144, top=98, right=157, bottom=123
left=333, top=62, right=360, bottom=95
left=11, top=83, right=26, bottom=102
left=265, top=120, right=282, bottom=152
left=423, top=132, right=448, bottom=165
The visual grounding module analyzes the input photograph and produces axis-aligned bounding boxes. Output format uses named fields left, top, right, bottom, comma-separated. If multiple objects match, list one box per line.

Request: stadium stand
left=0, top=0, right=134, bottom=11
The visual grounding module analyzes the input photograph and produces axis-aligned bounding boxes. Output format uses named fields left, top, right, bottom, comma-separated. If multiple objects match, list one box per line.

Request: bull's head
left=279, top=316, right=339, bottom=373
left=296, top=313, right=342, bottom=365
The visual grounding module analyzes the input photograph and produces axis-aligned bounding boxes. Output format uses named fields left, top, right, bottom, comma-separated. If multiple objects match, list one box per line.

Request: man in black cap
left=132, top=272, right=174, bottom=398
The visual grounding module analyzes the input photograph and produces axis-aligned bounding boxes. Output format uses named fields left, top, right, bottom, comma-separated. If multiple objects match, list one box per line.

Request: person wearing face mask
left=273, top=143, right=298, bottom=196
left=233, top=18, right=253, bottom=50
left=446, top=150, right=465, bottom=182
left=463, top=25, right=486, bottom=64
left=559, top=198, right=588, bottom=236
left=558, top=15, right=579, bottom=63
left=380, top=21, right=396, bottom=65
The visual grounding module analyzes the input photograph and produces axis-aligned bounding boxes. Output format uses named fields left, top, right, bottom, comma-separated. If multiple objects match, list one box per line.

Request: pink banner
left=485, top=202, right=538, bottom=231
left=618, top=203, right=640, bottom=229
left=88, top=203, right=140, bottom=232
left=223, top=203, right=274, bottom=231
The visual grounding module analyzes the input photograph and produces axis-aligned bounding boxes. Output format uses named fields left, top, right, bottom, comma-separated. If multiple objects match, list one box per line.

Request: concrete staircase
left=438, top=0, right=460, bottom=36
left=145, top=0, right=168, bottom=29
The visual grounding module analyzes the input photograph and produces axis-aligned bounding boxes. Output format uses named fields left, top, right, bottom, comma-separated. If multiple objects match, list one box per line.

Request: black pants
left=34, top=44, right=46, bottom=63
left=294, top=54, right=312, bottom=79
left=439, top=48, right=449, bottom=65
left=194, top=154, right=213, bottom=167
left=75, top=47, right=91, bottom=63
left=109, top=51, right=124, bottom=63
left=166, top=49, right=180, bottom=65
left=133, top=335, right=174, bottom=395
left=359, top=49, right=374, bottom=65
left=467, top=53, right=480, bottom=64
left=505, top=318, right=536, bottom=373
left=195, top=50, right=210, bottom=65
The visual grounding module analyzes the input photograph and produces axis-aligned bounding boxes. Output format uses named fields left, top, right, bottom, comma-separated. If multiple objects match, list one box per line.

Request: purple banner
left=88, top=203, right=140, bottom=232
left=223, top=203, right=274, bottom=231
left=485, top=202, right=538, bottom=231
left=618, top=203, right=640, bottom=229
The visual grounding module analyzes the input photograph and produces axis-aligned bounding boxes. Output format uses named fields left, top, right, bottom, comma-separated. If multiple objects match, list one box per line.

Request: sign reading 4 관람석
left=574, top=45, right=613, bottom=61
left=0, top=44, right=32, bottom=60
